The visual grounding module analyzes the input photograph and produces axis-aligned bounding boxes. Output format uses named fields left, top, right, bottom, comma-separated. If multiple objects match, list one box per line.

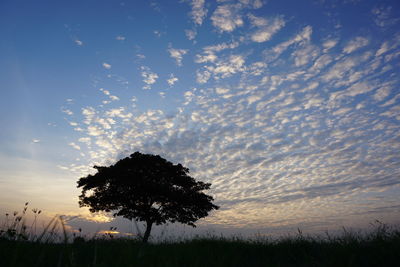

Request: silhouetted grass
left=1, top=230, right=400, bottom=267
left=1, top=204, right=399, bottom=266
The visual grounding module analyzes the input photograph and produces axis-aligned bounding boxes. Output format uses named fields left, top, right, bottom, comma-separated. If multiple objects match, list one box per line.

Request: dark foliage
left=77, top=152, right=219, bottom=242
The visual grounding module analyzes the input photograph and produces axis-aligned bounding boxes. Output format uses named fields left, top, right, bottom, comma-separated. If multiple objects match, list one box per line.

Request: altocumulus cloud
left=62, top=1, right=400, bottom=232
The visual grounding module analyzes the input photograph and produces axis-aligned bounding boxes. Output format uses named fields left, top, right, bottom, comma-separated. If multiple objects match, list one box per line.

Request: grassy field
left=1, top=225, right=400, bottom=266
left=1, top=204, right=399, bottom=266
left=1, top=232, right=400, bottom=266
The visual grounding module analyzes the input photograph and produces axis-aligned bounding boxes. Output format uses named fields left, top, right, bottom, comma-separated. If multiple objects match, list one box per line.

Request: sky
left=0, top=0, right=400, bottom=238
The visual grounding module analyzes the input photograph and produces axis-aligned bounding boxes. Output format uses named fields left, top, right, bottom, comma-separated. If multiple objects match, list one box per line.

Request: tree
left=77, top=151, right=219, bottom=243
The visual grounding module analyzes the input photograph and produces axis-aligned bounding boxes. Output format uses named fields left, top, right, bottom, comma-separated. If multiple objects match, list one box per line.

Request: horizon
left=1, top=0, right=400, bottom=238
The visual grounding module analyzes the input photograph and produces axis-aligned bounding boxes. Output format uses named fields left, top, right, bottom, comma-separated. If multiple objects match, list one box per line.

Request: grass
left=1, top=204, right=399, bottom=266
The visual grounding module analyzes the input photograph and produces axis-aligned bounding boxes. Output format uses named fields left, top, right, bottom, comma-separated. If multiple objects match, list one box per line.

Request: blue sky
left=1, top=0, right=400, bottom=237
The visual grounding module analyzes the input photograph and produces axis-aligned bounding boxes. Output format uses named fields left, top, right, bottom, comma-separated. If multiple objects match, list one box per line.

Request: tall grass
left=1, top=204, right=399, bottom=266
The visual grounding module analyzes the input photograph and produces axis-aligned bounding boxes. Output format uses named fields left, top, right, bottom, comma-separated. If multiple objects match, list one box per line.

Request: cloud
left=116, top=35, right=126, bottom=41
left=196, top=69, right=211, bottom=84
left=211, top=4, right=244, bottom=33
left=69, top=142, right=81, bottom=150
left=373, top=84, right=392, bottom=102
left=265, top=26, right=313, bottom=61
left=100, top=88, right=110, bottom=95
left=87, top=125, right=104, bottom=136
left=189, top=0, right=207, bottom=25
left=343, top=36, right=369, bottom=54
left=195, top=41, right=239, bottom=63
left=140, top=66, right=159, bottom=89
left=321, top=56, right=358, bottom=82
left=61, top=108, right=73, bottom=116
left=68, top=68, right=400, bottom=227
left=322, top=39, right=338, bottom=52
left=78, top=137, right=91, bottom=145
left=292, top=44, right=320, bottom=66
left=82, top=107, right=96, bottom=125
left=74, top=39, right=83, bottom=46
left=206, top=54, right=246, bottom=79
left=248, top=13, right=268, bottom=27
left=210, top=1, right=266, bottom=33
left=371, top=5, right=399, bottom=28
left=215, top=87, right=230, bottom=95
left=375, top=34, right=400, bottom=59
left=73, top=212, right=113, bottom=224
left=249, top=15, right=285, bottom=43
left=100, top=88, right=119, bottom=102
left=63, top=5, right=400, bottom=232
left=185, top=29, right=197, bottom=40
left=168, top=47, right=188, bottom=66
left=247, top=61, right=267, bottom=76
left=153, top=30, right=163, bottom=37
left=167, top=74, right=178, bottom=86
left=195, top=51, right=217, bottom=63
left=376, top=42, right=389, bottom=57
left=136, top=54, right=146, bottom=60
left=102, top=62, right=112, bottom=69
left=31, top=139, right=40, bottom=143
left=204, top=41, right=240, bottom=53
left=248, top=0, right=264, bottom=9
left=105, top=107, right=132, bottom=119
left=329, top=79, right=376, bottom=107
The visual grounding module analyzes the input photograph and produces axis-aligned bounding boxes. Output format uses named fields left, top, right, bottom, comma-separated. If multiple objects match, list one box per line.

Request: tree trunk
left=142, top=220, right=153, bottom=243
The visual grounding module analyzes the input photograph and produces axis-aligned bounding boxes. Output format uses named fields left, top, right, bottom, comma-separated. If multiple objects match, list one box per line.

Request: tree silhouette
left=77, top=151, right=219, bottom=243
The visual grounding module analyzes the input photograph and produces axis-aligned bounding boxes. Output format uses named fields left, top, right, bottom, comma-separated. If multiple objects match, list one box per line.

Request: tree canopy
left=77, top=151, right=219, bottom=242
